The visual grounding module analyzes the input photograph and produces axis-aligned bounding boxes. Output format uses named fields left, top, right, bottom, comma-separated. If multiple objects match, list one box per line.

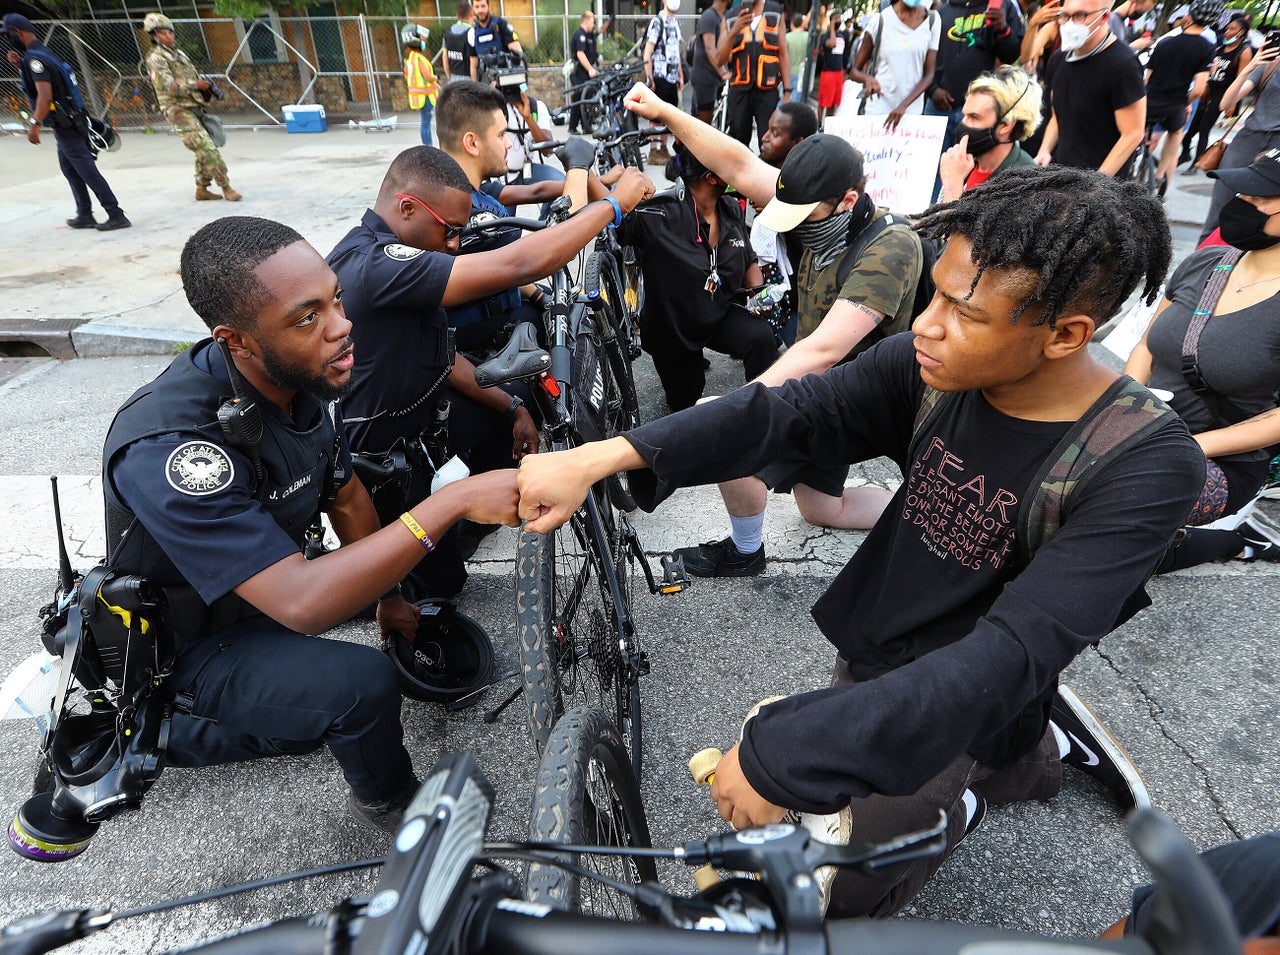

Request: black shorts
left=692, top=77, right=722, bottom=112
left=757, top=458, right=850, bottom=497
left=1149, top=100, right=1189, bottom=134
left=653, top=75, right=679, bottom=107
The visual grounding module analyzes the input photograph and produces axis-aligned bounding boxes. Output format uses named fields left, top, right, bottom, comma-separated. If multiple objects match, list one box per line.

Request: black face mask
left=955, top=120, right=1001, bottom=156
left=1219, top=196, right=1280, bottom=251
left=6, top=32, right=26, bottom=51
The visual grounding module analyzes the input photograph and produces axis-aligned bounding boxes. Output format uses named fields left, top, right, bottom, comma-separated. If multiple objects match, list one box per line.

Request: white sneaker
left=742, top=697, right=851, bottom=915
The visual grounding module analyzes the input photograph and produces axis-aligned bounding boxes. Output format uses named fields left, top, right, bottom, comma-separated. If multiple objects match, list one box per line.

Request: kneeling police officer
left=100, top=215, right=518, bottom=834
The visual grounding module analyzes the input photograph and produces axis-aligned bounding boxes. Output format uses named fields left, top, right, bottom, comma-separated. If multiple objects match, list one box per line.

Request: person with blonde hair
left=938, top=66, right=1043, bottom=202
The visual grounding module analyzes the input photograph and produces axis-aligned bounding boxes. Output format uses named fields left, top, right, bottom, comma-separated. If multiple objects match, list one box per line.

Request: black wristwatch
left=505, top=394, right=525, bottom=416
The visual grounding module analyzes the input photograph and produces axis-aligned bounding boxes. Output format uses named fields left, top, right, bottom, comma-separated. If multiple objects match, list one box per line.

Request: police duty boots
left=195, top=184, right=223, bottom=201
left=219, top=183, right=242, bottom=202
left=95, top=212, right=132, bottom=232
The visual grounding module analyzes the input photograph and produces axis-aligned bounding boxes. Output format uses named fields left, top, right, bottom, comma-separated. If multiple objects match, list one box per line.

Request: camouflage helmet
left=143, top=12, right=174, bottom=33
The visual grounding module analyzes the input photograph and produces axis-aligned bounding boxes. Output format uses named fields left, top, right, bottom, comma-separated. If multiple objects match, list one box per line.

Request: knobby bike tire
left=526, top=705, right=658, bottom=919
left=621, top=246, right=645, bottom=344
left=515, top=505, right=642, bottom=776
left=584, top=251, right=643, bottom=513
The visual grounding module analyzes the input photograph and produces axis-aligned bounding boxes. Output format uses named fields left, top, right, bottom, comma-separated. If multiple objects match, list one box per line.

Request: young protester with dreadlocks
left=515, top=164, right=1206, bottom=918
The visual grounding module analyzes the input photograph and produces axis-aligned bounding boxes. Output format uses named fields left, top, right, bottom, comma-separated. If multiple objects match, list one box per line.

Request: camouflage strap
left=1017, top=376, right=1177, bottom=561
left=910, top=384, right=946, bottom=448
left=908, top=377, right=1177, bottom=565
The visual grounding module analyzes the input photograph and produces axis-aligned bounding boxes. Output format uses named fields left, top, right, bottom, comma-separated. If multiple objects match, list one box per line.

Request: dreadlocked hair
left=914, top=165, right=1171, bottom=328
left=181, top=216, right=304, bottom=332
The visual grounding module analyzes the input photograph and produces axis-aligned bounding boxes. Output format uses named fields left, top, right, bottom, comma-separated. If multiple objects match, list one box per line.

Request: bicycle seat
left=474, top=322, right=551, bottom=389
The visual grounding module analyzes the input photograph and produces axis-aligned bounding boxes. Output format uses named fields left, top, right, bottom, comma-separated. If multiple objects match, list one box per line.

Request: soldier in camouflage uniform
left=143, top=12, right=241, bottom=202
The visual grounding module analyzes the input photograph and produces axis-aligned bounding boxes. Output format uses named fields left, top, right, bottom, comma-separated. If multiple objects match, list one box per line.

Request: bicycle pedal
left=657, top=554, right=691, bottom=594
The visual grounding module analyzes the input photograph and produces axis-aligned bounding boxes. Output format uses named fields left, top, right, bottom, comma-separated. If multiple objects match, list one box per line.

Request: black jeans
left=647, top=305, right=780, bottom=411
left=165, top=617, right=413, bottom=802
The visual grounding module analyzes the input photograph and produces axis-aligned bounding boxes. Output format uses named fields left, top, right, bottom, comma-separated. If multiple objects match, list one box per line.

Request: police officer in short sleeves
left=102, top=215, right=520, bottom=833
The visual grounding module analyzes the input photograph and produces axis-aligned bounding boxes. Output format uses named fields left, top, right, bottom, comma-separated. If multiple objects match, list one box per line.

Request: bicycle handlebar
left=597, top=126, right=668, bottom=150
left=0, top=752, right=1246, bottom=955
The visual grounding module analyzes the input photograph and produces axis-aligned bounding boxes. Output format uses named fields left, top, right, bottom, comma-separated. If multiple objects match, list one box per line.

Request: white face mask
left=666, top=0, right=681, bottom=10
left=1059, top=16, right=1103, bottom=52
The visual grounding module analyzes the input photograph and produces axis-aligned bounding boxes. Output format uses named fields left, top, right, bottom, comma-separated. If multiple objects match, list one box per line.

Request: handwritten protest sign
left=822, top=113, right=948, bottom=216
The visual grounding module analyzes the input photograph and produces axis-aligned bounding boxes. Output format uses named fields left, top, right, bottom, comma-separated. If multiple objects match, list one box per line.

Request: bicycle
left=564, top=62, right=645, bottom=141
left=1128, top=121, right=1160, bottom=198
left=466, top=205, right=689, bottom=779
left=1, top=729, right=1253, bottom=955
left=711, top=79, right=730, bottom=134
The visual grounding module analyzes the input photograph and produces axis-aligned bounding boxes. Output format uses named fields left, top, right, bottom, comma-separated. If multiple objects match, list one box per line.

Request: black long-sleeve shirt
left=624, top=335, right=1204, bottom=813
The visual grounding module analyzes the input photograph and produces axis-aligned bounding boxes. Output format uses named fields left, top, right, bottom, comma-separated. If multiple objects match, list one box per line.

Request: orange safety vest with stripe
left=728, top=8, right=784, bottom=90
left=404, top=49, right=439, bottom=108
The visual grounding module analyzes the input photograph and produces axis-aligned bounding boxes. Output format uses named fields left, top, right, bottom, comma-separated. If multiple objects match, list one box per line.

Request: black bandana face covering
left=792, top=192, right=875, bottom=271
left=1219, top=196, right=1280, bottom=252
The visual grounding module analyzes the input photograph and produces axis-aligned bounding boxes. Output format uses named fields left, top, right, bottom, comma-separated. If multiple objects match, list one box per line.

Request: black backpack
left=835, top=212, right=938, bottom=337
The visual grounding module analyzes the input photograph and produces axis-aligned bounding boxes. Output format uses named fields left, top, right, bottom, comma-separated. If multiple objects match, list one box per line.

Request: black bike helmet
left=1189, top=0, right=1224, bottom=26
left=384, top=601, right=495, bottom=706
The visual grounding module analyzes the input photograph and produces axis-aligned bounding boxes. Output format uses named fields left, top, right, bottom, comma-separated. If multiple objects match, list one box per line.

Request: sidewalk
left=2, top=124, right=1217, bottom=357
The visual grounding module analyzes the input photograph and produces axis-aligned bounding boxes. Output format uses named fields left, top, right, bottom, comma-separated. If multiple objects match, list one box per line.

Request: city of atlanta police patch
left=166, top=441, right=234, bottom=496
left=384, top=243, right=424, bottom=261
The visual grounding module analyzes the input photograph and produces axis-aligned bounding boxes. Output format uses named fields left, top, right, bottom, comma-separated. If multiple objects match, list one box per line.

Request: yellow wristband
left=399, top=512, right=436, bottom=553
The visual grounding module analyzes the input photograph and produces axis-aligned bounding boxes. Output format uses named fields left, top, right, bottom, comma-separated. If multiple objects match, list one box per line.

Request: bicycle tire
left=584, top=252, right=642, bottom=513
left=515, top=506, right=642, bottom=775
left=526, top=704, right=657, bottom=918
left=620, top=246, right=644, bottom=349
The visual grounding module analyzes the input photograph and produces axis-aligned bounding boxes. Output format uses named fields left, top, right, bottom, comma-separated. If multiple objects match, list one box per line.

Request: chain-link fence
left=1, top=12, right=708, bottom=134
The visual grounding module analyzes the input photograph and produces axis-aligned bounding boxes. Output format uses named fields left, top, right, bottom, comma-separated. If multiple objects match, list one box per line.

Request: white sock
left=1243, top=545, right=1257, bottom=560
left=729, top=513, right=765, bottom=555
left=961, top=789, right=979, bottom=828
left=1050, top=720, right=1071, bottom=759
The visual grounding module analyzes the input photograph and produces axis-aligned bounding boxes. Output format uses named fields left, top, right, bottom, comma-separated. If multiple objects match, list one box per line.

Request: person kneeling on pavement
left=102, top=215, right=520, bottom=833
left=328, top=145, right=654, bottom=600
left=619, top=143, right=780, bottom=412
left=515, top=166, right=1206, bottom=917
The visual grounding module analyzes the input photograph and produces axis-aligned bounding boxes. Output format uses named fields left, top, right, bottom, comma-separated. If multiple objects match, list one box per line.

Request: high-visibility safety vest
left=404, top=49, right=439, bottom=108
left=727, top=8, right=784, bottom=90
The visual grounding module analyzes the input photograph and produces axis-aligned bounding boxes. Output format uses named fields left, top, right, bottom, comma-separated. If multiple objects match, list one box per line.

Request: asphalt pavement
left=0, top=125, right=1277, bottom=953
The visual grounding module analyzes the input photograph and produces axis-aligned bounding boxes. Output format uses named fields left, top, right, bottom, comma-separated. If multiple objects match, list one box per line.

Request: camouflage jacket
left=794, top=209, right=922, bottom=360
left=147, top=44, right=203, bottom=112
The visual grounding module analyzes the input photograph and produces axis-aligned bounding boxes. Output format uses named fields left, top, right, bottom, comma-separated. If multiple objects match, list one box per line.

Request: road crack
left=1091, top=645, right=1242, bottom=839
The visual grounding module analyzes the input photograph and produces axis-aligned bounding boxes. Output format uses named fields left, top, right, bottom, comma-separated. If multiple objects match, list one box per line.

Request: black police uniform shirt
left=327, top=209, right=456, bottom=456
left=446, top=186, right=522, bottom=333
left=571, top=27, right=598, bottom=79
left=621, top=334, right=1205, bottom=812
left=473, top=15, right=517, bottom=58
left=618, top=188, right=757, bottom=355
left=103, top=340, right=352, bottom=605
left=16, top=38, right=86, bottom=126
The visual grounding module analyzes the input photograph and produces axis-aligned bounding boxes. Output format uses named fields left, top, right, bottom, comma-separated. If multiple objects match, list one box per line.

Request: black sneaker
left=96, top=213, right=132, bottom=232
left=672, top=536, right=765, bottom=578
left=1051, top=685, right=1151, bottom=811
left=66, top=213, right=97, bottom=229
left=1238, top=515, right=1280, bottom=561
left=348, top=775, right=420, bottom=834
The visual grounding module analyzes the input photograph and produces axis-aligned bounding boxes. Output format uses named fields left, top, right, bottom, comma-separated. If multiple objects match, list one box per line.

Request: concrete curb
left=71, top=324, right=198, bottom=358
